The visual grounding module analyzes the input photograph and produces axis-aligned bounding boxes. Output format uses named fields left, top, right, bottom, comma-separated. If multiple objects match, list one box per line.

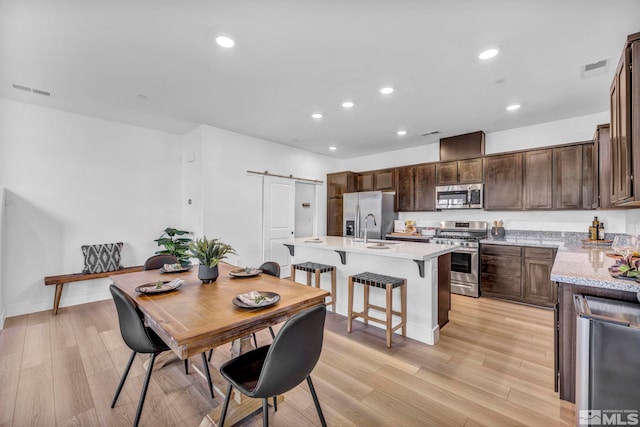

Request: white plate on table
left=232, top=291, right=280, bottom=309
left=229, top=268, right=262, bottom=278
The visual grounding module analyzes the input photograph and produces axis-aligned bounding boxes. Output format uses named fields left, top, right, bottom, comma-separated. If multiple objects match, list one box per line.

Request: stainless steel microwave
left=436, top=183, right=483, bottom=209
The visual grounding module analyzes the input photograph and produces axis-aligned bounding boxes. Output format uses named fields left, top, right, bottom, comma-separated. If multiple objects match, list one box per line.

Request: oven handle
left=450, top=247, right=478, bottom=254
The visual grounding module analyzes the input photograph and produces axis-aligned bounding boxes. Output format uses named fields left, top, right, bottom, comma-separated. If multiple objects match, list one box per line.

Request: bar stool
left=347, top=272, right=407, bottom=348
left=290, top=262, right=336, bottom=312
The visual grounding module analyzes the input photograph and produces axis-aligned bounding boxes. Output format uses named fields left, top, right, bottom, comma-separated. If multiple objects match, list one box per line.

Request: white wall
left=0, top=99, right=182, bottom=316
left=341, top=111, right=639, bottom=233
left=0, top=188, right=5, bottom=328
left=181, top=125, right=339, bottom=268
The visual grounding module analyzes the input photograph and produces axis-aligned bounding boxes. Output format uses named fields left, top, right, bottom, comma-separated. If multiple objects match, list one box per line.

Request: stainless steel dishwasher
left=574, top=294, right=640, bottom=424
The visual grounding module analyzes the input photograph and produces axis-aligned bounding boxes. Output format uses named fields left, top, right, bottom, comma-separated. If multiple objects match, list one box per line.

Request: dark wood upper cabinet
left=396, top=166, right=415, bottom=211
left=483, top=153, right=523, bottom=210
left=436, top=158, right=483, bottom=185
left=610, top=32, right=640, bottom=206
left=582, top=143, right=596, bottom=209
left=396, top=164, right=436, bottom=211
left=524, top=149, right=553, bottom=210
left=436, top=162, right=457, bottom=185
left=327, top=171, right=357, bottom=198
left=439, top=131, right=485, bottom=161
left=373, top=169, right=396, bottom=191
left=357, top=172, right=373, bottom=192
left=595, top=124, right=614, bottom=209
left=553, top=145, right=583, bottom=210
left=414, top=164, right=436, bottom=211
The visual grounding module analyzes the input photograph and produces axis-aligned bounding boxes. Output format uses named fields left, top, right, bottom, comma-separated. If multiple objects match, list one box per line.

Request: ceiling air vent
left=12, top=83, right=51, bottom=96
left=32, top=88, right=50, bottom=96
left=581, top=59, right=609, bottom=79
left=12, top=83, right=31, bottom=92
left=420, top=130, right=440, bottom=137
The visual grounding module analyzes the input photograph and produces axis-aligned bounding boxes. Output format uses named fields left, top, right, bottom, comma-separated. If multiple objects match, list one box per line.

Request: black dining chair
left=143, top=254, right=178, bottom=271
left=109, top=284, right=171, bottom=427
left=258, top=261, right=280, bottom=341
left=258, top=261, right=280, bottom=278
left=144, top=255, right=215, bottom=397
left=218, top=304, right=328, bottom=427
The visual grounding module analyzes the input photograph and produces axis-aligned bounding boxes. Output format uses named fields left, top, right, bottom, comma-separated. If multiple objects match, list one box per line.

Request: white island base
left=285, top=237, right=456, bottom=345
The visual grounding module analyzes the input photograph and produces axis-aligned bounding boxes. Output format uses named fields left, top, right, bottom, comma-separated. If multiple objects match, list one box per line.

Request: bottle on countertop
left=590, top=216, right=600, bottom=240
left=598, top=222, right=605, bottom=240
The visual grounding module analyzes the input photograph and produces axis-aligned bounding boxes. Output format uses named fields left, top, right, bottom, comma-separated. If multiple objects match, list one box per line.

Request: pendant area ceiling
left=1, top=0, right=639, bottom=159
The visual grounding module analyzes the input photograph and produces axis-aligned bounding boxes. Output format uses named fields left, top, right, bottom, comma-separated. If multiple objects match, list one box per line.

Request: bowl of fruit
left=609, top=255, right=640, bottom=280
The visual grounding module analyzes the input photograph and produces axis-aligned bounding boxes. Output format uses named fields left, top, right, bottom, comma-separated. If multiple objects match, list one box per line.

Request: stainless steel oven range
left=430, top=220, right=488, bottom=297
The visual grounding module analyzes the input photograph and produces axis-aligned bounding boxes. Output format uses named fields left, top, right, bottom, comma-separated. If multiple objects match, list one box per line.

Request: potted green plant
left=154, top=227, right=193, bottom=267
left=189, top=236, right=237, bottom=283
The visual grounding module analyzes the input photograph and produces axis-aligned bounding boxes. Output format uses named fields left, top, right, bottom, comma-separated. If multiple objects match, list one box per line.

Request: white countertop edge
left=286, top=236, right=457, bottom=261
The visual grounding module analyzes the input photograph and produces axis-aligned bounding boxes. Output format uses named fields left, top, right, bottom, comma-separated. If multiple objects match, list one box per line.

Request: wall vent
left=581, top=59, right=609, bottom=79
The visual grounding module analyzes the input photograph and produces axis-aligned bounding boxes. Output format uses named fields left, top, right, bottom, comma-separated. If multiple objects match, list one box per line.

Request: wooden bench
left=44, top=266, right=144, bottom=315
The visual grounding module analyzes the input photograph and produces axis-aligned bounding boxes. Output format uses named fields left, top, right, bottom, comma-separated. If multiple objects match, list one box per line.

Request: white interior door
left=262, top=176, right=295, bottom=277
left=294, top=182, right=316, bottom=238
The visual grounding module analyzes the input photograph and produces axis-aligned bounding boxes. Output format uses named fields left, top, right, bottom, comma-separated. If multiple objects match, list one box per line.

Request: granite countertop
left=479, top=230, right=640, bottom=293
left=550, top=248, right=640, bottom=293
left=480, top=237, right=567, bottom=250
left=286, top=236, right=457, bottom=260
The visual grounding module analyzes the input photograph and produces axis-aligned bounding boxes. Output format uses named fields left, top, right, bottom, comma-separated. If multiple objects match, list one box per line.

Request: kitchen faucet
left=363, top=213, right=377, bottom=243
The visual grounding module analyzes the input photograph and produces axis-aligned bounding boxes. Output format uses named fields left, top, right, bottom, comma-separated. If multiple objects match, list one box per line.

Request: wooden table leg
left=53, top=284, right=64, bottom=315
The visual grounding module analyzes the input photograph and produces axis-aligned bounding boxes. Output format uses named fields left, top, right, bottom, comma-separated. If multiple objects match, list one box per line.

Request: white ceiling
left=1, top=1, right=639, bottom=159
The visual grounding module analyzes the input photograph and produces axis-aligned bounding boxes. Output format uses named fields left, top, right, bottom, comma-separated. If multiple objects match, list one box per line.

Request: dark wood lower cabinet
left=556, top=282, right=638, bottom=402
left=480, top=244, right=556, bottom=308
left=522, top=248, right=557, bottom=307
left=480, top=244, right=523, bottom=300
left=438, top=253, right=452, bottom=328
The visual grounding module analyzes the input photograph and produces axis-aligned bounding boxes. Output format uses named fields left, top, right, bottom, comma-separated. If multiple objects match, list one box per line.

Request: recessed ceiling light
left=311, top=113, right=323, bottom=119
left=216, top=35, right=235, bottom=48
left=342, top=101, right=354, bottom=108
left=380, top=87, right=394, bottom=95
left=396, top=130, right=407, bottom=136
left=329, top=146, right=337, bottom=151
left=506, top=104, right=521, bottom=111
left=479, top=48, right=499, bottom=60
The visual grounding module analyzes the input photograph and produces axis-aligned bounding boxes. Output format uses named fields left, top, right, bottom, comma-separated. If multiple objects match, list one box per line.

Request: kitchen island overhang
left=285, top=236, right=457, bottom=345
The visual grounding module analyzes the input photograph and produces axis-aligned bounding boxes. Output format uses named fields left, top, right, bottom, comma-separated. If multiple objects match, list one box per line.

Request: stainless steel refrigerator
left=343, top=191, right=397, bottom=240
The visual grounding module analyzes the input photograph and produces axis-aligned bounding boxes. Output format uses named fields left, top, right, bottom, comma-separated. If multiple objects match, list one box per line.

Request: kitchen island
left=551, top=247, right=640, bottom=403
left=284, top=236, right=457, bottom=345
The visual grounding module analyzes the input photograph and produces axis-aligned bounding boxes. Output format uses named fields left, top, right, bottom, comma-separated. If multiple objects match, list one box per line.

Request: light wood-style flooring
left=0, top=294, right=575, bottom=426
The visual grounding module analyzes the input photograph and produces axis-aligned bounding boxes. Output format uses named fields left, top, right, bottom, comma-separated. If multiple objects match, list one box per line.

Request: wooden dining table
left=110, top=261, right=329, bottom=427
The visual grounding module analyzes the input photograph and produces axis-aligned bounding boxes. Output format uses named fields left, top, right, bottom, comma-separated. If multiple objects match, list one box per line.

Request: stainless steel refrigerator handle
left=355, top=204, right=360, bottom=239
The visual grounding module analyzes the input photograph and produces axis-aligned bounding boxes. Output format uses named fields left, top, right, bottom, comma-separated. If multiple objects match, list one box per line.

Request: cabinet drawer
left=480, top=274, right=523, bottom=297
left=480, top=244, right=522, bottom=257
left=524, top=247, right=555, bottom=259
left=481, top=255, right=522, bottom=277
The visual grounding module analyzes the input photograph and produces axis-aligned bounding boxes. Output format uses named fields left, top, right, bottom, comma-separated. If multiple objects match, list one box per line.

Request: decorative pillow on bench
left=81, top=242, right=124, bottom=274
